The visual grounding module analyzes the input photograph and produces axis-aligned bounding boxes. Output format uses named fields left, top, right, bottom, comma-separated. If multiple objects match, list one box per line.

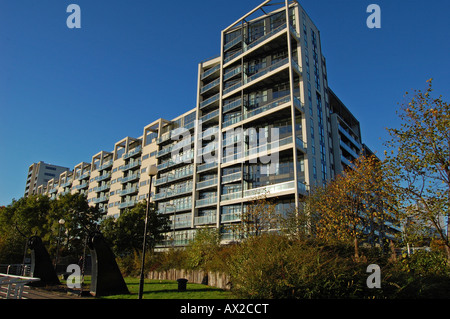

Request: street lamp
left=55, top=218, right=65, bottom=269
left=138, top=164, right=158, bottom=299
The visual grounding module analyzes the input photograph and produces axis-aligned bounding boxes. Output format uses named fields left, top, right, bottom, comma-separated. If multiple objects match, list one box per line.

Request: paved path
left=1, top=284, right=92, bottom=299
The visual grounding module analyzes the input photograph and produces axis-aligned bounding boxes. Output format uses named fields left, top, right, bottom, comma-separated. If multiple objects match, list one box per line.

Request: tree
left=384, top=79, right=450, bottom=259
left=0, top=195, right=52, bottom=263
left=47, top=193, right=103, bottom=259
left=185, top=227, right=221, bottom=270
left=100, top=201, right=170, bottom=256
left=309, top=155, right=398, bottom=259
left=232, top=193, right=278, bottom=239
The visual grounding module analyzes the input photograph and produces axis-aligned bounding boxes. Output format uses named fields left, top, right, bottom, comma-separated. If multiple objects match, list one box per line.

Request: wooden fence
left=147, top=269, right=232, bottom=290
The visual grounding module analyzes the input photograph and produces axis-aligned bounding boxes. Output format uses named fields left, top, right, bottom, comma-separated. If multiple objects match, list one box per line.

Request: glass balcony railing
left=245, top=57, right=289, bottom=84
left=196, top=178, right=218, bottom=190
left=201, top=64, right=220, bottom=80
left=119, top=186, right=139, bottom=197
left=245, top=23, right=287, bottom=51
left=77, top=172, right=90, bottom=181
left=223, top=65, right=242, bottom=82
left=196, top=161, right=217, bottom=173
left=222, top=114, right=242, bottom=128
left=123, top=146, right=142, bottom=159
left=221, top=191, right=242, bottom=201
left=222, top=135, right=293, bottom=164
left=94, top=184, right=110, bottom=193
left=221, top=212, right=242, bottom=222
left=221, top=171, right=241, bottom=184
left=120, top=173, right=140, bottom=184
left=223, top=98, right=242, bottom=114
left=200, top=109, right=219, bottom=123
left=93, top=196, right=109, bottom=204
left=98, top=160, right=113, bottom=171
left=75, top=182, right=88, bottom=190
left=200, top=93, right=219, bottom=109
left=243, top=180, right=295, bottom=199
left=154, top=185, right=193, bottom=201
left=60, top=181, right=72, bottom=188
left=196, top=196, right=218, bottom=208
left=121, top=160, right=141, bottom=171
left=223, top=23, right=287, bottom=65
left=223, top=35, right=242, bottom=52
left=200, top=78, right=220, bottom=94
left=194, top=214, right=217, bottom=226
left=223, top=81, right=242, bottom=96
left=119, top=200, right=137, bottom=209
left=159, top=202, right=193, bottom=214
left=96, top=173, right=111, bottom=182
left=243, top=95, right=290, bottom=121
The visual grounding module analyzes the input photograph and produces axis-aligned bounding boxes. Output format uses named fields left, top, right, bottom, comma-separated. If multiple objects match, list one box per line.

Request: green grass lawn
left=78, top=276, right=233, bottom=299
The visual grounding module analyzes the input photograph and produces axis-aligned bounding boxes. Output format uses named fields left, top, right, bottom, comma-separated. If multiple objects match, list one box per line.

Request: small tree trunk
left=354, top=237, right=359, bottom=262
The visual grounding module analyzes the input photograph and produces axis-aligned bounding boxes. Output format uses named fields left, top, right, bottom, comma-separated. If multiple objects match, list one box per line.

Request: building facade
left=25, top=161, right=70, bottom=197
left=26, top=0, right=390, bottom=246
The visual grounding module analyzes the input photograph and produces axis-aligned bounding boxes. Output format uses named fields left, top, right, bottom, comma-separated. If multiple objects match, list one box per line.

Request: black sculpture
left=88, top=231, right=129, bottom=297
left=28, top=235, right=61, bottom=286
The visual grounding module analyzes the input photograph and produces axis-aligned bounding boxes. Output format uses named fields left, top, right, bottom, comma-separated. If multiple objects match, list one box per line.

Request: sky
left=0, top=0, right=449, bottom=206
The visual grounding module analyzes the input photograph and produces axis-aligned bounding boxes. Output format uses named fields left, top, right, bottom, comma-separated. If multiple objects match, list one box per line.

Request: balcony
left=223, top=98, right=242, bottom=114
left=94, top=184, right=110, bottom=193
left=245, top=57, right=289, bottom=84
left=119, top=199, right=137, bottom=209
left=196, top=161, right=217, bottom=173
left=196, top=196, right=217, bottom=208
left=200, top=78, right=220, bottom=95
left=154, top=185, right=193, bottom=201
left=221, top=171, right=241, bottom=184
left=93, top=196, right=109, bottom=204
left=75, top=182, right=88, bottom=190
left=76, top=172, right=90, bottom=181
left=223, top=23, right=287, bottom=65
left=223, top=34, right=242, bottom=52
left=123, top=146, right=142, bottom=159
left=194, top=214, right=217, bottom=226
left=119, top=186, right=139, bottom=196
left=223, top=65, right=242, bottom=82
left=220, top=191, right=242, bottom=201
left=121, top=160, right=141, bottom=171
left=222, top=135, right=293, bottom=164
left=96, top=173, right=111, bottom=182
left=98, top=160, right=113, bottom=171
left=157, top=151, right=194, bottom=172
left=201, top=64, right=220, bottom=81
left=156, top=132, right=172, bottom=145
left=159, top=202, right=192, bottom=214
left=120, top=173, right=140, bottom=184
left=200, top=93, right=220, bottom=109
left=196, top=178, right=218, bottom=190
left=200, top=109, right=219, bottom=124
left=243, top=180, right=295, bottom=199
left=221, top=212, right=242, bottom=223
left=60, top=181, right=72, bottom=188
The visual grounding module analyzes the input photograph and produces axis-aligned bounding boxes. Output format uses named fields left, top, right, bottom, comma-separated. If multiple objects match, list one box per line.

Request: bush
left=225, top=234, right=372, bottom=298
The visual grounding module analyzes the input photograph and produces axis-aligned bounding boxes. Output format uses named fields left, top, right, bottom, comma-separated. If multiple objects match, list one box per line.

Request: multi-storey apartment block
left=25, top=161, right=70, bottom=197
left=25, top=0, right=394, bottom=246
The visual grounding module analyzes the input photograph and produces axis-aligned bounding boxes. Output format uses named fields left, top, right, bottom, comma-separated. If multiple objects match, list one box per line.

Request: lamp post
left=138, top=164, right=158, bottom=300
left=55, top=218, right=65, bottom=269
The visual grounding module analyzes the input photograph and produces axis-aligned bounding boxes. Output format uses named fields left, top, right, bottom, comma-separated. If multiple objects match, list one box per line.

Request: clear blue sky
left=0, top=0, right=449, bottom=206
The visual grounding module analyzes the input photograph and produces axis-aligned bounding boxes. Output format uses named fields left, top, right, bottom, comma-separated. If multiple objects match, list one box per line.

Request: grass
left=76, top=276, right=233, bottom=299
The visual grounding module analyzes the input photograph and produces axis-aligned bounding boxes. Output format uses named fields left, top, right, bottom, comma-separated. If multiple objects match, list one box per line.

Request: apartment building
left=24, top=161, right=70, bottom=197
left=27, top=0, right=393, bottom=246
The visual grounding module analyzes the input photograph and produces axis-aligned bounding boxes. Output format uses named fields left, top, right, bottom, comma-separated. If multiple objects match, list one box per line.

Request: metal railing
left=0, top=273, right=40, bottom=299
